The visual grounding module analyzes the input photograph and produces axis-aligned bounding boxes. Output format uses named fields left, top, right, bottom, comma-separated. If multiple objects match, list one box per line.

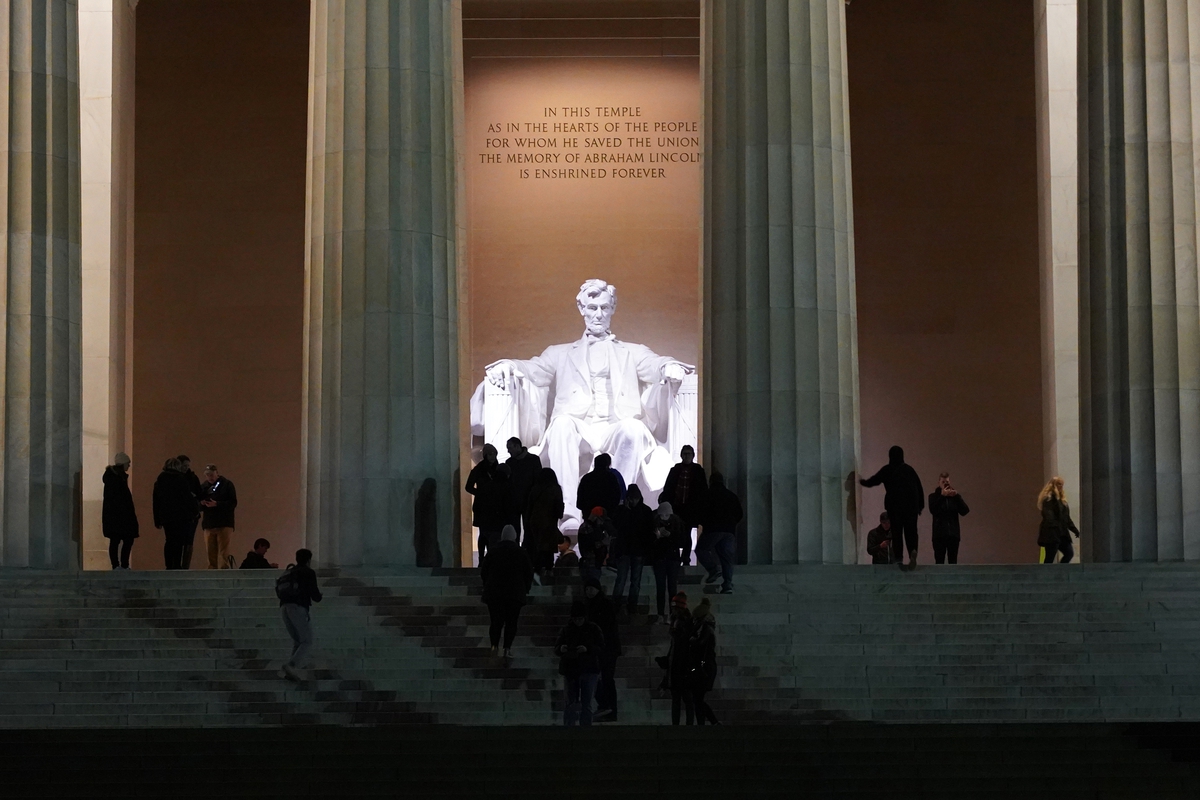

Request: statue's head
left=576, top=279, right=617, bottom=337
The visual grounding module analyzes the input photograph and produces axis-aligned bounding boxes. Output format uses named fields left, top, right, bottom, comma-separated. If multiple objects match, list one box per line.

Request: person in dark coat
left=929, top=472, right=970, bottom=564
left=504, top=437, right=541, bottom=538
left=239, top=538, right=278, bottom=569
left=177, top=455, right=203, bottom=569
left=659, top=445, right=708, bottom=539
left=200, top=465, right=238, bottom=570
left=554, top=599, right=605, bottom=726
left=696, top=472, right=742, bottom=593
left=584, top=575, right=622, bottom=721
left=576, top=453, right=622, bottom=520
left=866, top=512, right=893, bottom=564
left=611, top=484, right=655, bottom=612
left=659, top=592, right=694, bottom=725
left=1038, top=476, right=1080, bottom=563
left=860, top=445, right=925, bottom=568
left=576, top=506, right=616, bottom=582
left=553, top=538, right=580, bottom=574
left=524, top=467, right=565, bottom=578
left=689, top=598, right=719, bottom=725
left=650, top=502, right=689, bottom=622
left=101, top=452, right=138, bottom=570
left=278, top=548, right=322, bottom=681
left=153, top=458, right=199, bottom=570
left=466, top=444, right=509, bottom=564
left=480, top=525, right=534, bottom=658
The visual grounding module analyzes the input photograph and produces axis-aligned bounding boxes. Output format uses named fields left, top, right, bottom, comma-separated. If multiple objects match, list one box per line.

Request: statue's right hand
left=486, top=360, right=519, bottom=388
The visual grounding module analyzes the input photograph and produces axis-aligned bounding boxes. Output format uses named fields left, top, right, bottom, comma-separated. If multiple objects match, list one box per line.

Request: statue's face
left=578, top=292, right=616, bottom=336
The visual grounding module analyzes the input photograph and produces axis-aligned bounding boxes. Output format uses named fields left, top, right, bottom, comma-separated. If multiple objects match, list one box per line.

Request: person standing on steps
left=201, top=464, right=238, bottom=569
left=611, top=484, right=654, bottom=613
left=177, top=455, right=203, bottom=569
left=583, top=576, right=621, bottom=722
left=689, top=597, right=720, bottom=725
left=650, top=502, right=689, bottom=622
left=866, top=512, right=893, bottom=564
left=1037, top=476, right=1081, bottom=564
left=504, top=437, right=541, bottom=541
left=153, top=458, right=198, bottom=570
left=554, top=598, right=605, bottom=726
left=466, top=443, right=509, bottom=565
left=240, top=538, right=278, bottom=569
left=480, top=525, right=534, bottom=660
left=102, top=452, right=138, bottom=570
left=576, top=453, right=622, bottom=520
left=860, top=446, right=925, bottom=569
left=524, top=467, right=565, bottom=580
left=277, top=548, right=322, bottom=681
left=697, top=472, right=742, bottom=594
left=576, top=506, right=616, bottom=583
left=659, top=445, right=708, bottom=560
left=661, top=591, right=695, bottom=725
left=929, top=472, right=970, bottom=564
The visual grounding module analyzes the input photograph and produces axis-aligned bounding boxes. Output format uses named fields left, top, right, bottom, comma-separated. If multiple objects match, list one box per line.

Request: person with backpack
left=276, top=548, right=322, bottom=681
left=554, top=599, right=605, bottom=726
left=689, top=598, right=719, bottom=725
left=480, top=525, right=534, bottom=660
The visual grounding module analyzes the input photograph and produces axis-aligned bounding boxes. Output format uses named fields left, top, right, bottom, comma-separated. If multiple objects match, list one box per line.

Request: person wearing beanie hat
left=480, top=524, right=534, bottom=660
left=689, top=598, right=719, bottom=724
left=649, top=503, right=689, bottom=622
left=583, top=576, right=621, bottom=721
left=102, top=453, right=139, bottom=569
left=866, top=511, right=894, bottom=565
left=554, top=598, right=605, bottom=726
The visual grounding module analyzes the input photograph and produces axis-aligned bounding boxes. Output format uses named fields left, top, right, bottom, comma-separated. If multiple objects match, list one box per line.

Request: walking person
left=859, top=446, right=925, bottom=569
left=661, top=592, right=694, bottom=725
left=1038, top=477, right=1081, bottom=564
left=650, top=502, right=688, bottom=623
left=466, top=443, right=509, bottom=564
left=929, top=472, right=970, bottom=564
left=611, top=484, right=654, bottom=613
left=583, top=576, right=621, bottom=721
left=276, top=548, right=322, bottom=681
left=659, top=445, right=708, bottom=555
left=866, top=512, right=893, bottom=564
left=524, top=467, right=566, bottom=581
left=152, top=458, right=198, bottom=570
left=554, top=599, right=605, bottom=726
left=690, top=598, right=720, bottom=725
left=200, top=464, right=238, bottom=569
left=504, top=437, right=541, bottom=539
left=102, top=452, right=138, bottom=570
left=480, top=525, right=534, bottom=660
left=696, top=472, right=741, bottom=593
left=177, top=456, right=203, bottom=569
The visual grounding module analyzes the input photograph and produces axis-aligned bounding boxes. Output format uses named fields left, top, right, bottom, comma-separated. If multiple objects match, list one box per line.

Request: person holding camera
left=650, top=502, right=689, bottom=623
left=866, top=512, right=893, bottom=564
left=929, top=472, right=970, bottom=564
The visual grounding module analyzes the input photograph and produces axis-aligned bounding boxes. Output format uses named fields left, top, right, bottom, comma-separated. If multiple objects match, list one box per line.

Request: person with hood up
left=689, top=597, right=720, bottom=725
left=583, top=575, right=621, bottom=721
left=611, top=484, right=655, bottom=613
left=102, top=452, right=138, bottom=570
left=860, top=445, right=925, bottom=569
left=650, top=502, right=689, bottom=622
left=554, top=598, right=605, bottom=726
left=697, top=472, right=742, bottom=594
left=1037, top=476, right=1081, bottom=564
left=153, top=458, right=199, bottom=570
left=523, top=467, right=565, bottom=579
left=480, top=525, right=534, bottom=659
left=466, top=443, right=510, bottom=564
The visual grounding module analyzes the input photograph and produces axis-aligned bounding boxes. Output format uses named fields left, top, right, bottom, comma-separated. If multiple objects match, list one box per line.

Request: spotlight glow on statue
left=470, top=279, right=695, bottom=530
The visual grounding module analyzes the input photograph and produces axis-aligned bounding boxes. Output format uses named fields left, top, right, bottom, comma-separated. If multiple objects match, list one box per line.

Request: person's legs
left=933, top=538, right=947, bottom=564
left=206, top=529, right=219, bottom=569
left=578, top=672, right=599, bottom=726
left=108, top=538, right=120, bottom=569
left=695, top=530, right=720, bottom=580
left=666, top=559, right=678, bottom=601
left=612, top=554, right=630, bottom=603
left=1059, top=537, right=1075, bottom=564
left=597, top=653, right=617, bottom=715
left=283, top=604, right=314, bottom=669
left=947, top=538, right=960, bottom=565
left=671, top=688, right=682, bottom=725
left=164, top=531, right=184, bottom=570
left=181, top=523, right=197, bottom=569
left=714, top=532, right=735, bottom=591
left=889, top=528, right=905, bottom=563
left=487, top=603, right=504, bottom=649
left=901, top=517, right=919, bottom=563
left=652, top=560, right=669, bottom=616
left=694, top=688, right=718, bottom=725
left=563, top=676, right=581, bottom=726
left=1043, top=542, right=1059, bottom=564
left=217, top=527, right=233, bottom=568
left=681, top=687, right=695, bottom=724
left=627, top=557, right=644, bottom=611
left=119, top=537, right=134, bottom=569
left=502, top=604, right=522, bottom=650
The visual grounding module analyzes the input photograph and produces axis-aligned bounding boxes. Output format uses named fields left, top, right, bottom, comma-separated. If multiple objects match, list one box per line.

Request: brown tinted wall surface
left=133, top=0, right=309, bottom=566
left=848, top=0, right=1043, bottom=563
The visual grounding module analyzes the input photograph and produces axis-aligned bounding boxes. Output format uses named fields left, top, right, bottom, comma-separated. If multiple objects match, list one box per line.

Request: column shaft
left=303, top=0, right=459, bottom=567
left=705, top=0, right=859, bottom=564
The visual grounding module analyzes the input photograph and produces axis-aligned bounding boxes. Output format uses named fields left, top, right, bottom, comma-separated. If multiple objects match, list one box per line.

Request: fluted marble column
left=1080, top=0, right=1200, bottom=561
left=0, top=0, right=81, bottom=569
left=303, top=0, right=460, bottom=567
left=704, top=0, right=859, bottom=564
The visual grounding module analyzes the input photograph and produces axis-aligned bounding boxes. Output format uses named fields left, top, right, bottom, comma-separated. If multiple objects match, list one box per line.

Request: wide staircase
left=2, top=562, right=1200, bottom=727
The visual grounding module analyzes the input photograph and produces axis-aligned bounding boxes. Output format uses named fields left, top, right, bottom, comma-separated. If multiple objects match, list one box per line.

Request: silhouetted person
left=660, top=592, right=694, bottom=725
left=577, top=506, right=616, bottom=582
left=576, top=453, right=621, bottom=520
left=1038, top=476, right=1080, bottom=564
left=240, top=538, right=278, bottom=569
left=201, top=464, right=238, bottom=569
left=929, top=472, right=970, bottom=564
left=102, top=452, right=138, bottom=570
left=553, top=537, right=579, bottom=574
left=153, top=458, right=198, bottom=570
left=177, top=455, right=203, bottom=569
left=866, top=512, right=893, bottom=564
left=555, top=598, right=605, bottom=726
left=276, top=548, right=322, bottom=681
left=481, top=525, right=533, bottom=659
left=660, top=445, right=708, bottom=547
left=584, top=576, right=621, bottom=721
left=689, top=598, right=719, bottom=725
left=697, top=472, right=741, bottom=594
left=611, top=484, right=654, bottom=613
left=505, top=437, right=541, bottom=538
left=860, top=446, right=924, bottom=568
left=466, top=443, right=509, bottom=564
left=650, top=502, right=689, bottom=622
left=524, top=467, right=565, bottom=579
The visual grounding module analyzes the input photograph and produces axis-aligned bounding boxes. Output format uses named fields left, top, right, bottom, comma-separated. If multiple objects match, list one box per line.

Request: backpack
left=275, top=565, right=305, bottom=604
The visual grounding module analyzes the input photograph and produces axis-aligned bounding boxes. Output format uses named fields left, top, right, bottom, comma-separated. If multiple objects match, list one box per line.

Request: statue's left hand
left=663, top=362, right=693, bottom=382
